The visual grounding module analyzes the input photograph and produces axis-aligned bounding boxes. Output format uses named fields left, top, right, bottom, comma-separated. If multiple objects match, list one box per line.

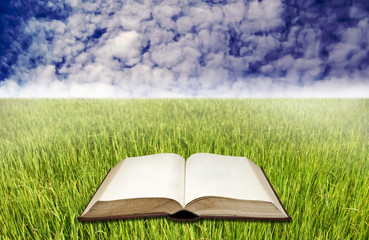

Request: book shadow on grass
left=78, top=210, right=291, bottom=224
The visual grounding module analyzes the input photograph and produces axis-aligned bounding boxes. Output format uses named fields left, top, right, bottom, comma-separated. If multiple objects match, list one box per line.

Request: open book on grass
left=78, top=153, right=291, bottom=221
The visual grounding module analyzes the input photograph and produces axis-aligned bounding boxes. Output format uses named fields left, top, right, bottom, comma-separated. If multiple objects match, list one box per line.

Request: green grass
left=0, top=99, right=368, bottom=239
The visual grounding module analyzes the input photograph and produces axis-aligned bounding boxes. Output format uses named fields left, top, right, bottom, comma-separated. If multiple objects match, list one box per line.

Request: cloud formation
left=1, top=0, right=369, bottom=97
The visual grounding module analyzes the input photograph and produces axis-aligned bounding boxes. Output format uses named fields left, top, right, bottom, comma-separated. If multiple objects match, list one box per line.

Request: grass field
left=0, top=99, right=368, bottom=239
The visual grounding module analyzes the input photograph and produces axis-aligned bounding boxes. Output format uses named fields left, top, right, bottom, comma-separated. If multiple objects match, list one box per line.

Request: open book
left=78, top=153, right=291, bottom=221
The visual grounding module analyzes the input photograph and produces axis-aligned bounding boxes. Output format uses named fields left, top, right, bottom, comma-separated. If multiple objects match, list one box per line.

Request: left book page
left=79, top=153, right=186, bottom=220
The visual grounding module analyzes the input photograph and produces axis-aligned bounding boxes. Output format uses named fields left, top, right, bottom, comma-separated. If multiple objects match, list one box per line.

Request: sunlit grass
left=1, top=99, right=368, bottom=239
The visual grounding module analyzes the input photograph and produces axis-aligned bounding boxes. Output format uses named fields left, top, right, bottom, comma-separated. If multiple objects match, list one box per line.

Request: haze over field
left=1, top=0, right=369, bottom=97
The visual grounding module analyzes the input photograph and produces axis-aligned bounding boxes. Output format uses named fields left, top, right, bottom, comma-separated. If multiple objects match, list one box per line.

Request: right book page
left=184, top=153, right=287, bottom=217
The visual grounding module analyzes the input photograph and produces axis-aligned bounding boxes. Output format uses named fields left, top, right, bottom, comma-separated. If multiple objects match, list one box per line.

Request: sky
left=0, top=0, right=369, bottom=98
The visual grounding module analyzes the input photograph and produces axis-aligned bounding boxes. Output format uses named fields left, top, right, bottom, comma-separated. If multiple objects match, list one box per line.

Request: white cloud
left=1, top=0, right=369, bottom=98
left=151, top=42, right=183, bottom=68
left=188, top=4, right=223, bottom=29
left=328, top=43, right=357, bottom=63
left=246, top=0, right=284, bottom=31
left=117, top=2, right=151, bottom=31
left=197, top=29, right=228, bottom=54
left=342, top=27, right=363, bottom=45
left=95, top=31, right=142, bottom=66
left=176, top=16, right=193, bottom=34
left=148, top=28, right=175, bottom=46
left=222, top=2, right=245, bottom=23
left=241, top=34, right=280, bottom=61
left=152, top=3, right=181, bottom=29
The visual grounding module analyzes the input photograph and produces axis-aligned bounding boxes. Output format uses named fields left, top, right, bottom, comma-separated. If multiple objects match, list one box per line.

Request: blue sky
left=1, top=0, right=369, bottom=97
